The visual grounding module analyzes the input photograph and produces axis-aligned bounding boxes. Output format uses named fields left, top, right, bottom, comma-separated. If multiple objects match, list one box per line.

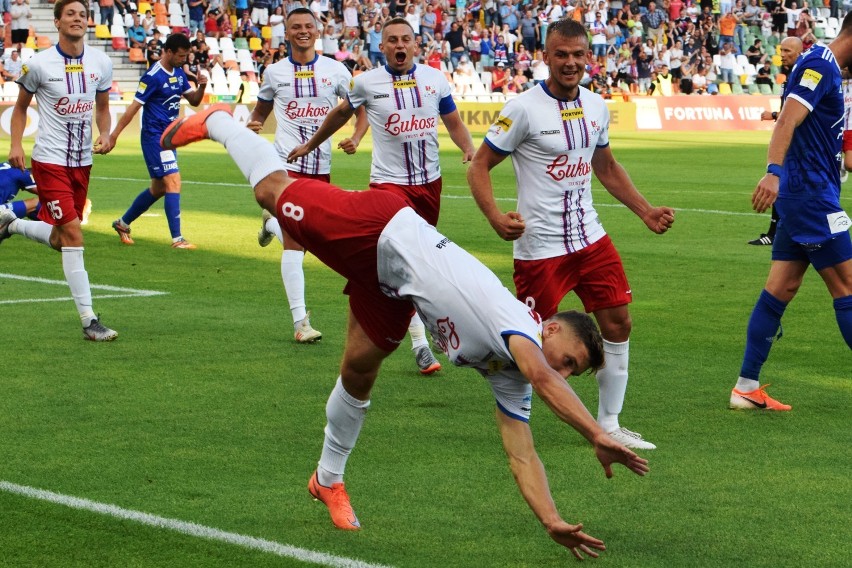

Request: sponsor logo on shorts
left=160, top=150, right=177, bottom=162
left=827, top=210, right=851, bottom=234
left=163, top=162, right=179, bottom=172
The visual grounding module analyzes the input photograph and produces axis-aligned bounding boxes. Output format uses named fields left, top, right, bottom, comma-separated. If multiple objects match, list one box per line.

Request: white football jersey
left=17, top=45, right=113, bottom=167
left=484, top=84, right=610, bottom=260
left=258, top=54, right=351, bottom=175
left=378, top=208, right=543, bottom=389
left=347, top=64, right=455, bottom=185
left=843, top=78, right=852, bottom=131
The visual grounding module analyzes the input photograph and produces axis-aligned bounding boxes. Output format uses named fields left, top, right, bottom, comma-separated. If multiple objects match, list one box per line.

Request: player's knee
left=253, top=173, right=287, bottom=211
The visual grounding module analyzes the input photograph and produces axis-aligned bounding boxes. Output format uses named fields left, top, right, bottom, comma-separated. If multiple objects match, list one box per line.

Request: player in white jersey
left=249, top=8, right=366, bottom=344
left=288, top=17, right=476, bottom=374
left=161, top=105, right=649, bottom=558
left=1, top=0, right=118, bottom=341
left=468, top=19, right=675, bottom=450
left=840, top=74, right=852, bottom=181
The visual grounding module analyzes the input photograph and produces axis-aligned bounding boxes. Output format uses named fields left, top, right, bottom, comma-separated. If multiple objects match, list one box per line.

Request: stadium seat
left=129, top=47, right=147, bottom=63
left=137, top=2, right=152, bottom=15
left=157, top=25, right=171, bottom=36
left=218, top=37, right=234, bottom=51
left=234, top=37, right=249, bottom=50
left=261, top=26, right=272, bottom=40
left=731, top=82, right=743, bottom=95
left=95, top=24, right=111, bottom=39
left=772, top=82, right=783, bottom=95
left=36, top=36, right=52, bottom=50
left=771, top=54, right=782, bottom=67
left=249, top=37, right=262, bottom=51
left=718, top=82, right=733, bottom=95
left=168, top=2, right=183, bottom=16
left=736, top=54, right=748, bottom=69
left=112, top=36, right=128, bottom=50
left=758, top=83, right=772, bottom=95
left=25, top=35, right=36, bottom=49
left=205, top=36, right=220, bottom=55
left=169, top=13, right=186, bottom=27
left=110, top=24, right=126, bottom=38
left=112, top=11, right=123, bottom=27
left=3, top=81, right=19, bottom=101
left=747, top=83, right=759, bottom=94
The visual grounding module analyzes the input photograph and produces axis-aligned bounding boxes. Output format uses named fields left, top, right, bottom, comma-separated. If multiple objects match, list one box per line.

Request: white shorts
left=485, top=371, right=533, bottom=423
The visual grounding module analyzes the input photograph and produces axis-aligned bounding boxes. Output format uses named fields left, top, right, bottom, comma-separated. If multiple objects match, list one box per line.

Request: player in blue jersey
left=0, top=161, right=39, bottom=221
left=730, top=14, right=852, bottom=411
left=108, top=32, right=208, bottom=249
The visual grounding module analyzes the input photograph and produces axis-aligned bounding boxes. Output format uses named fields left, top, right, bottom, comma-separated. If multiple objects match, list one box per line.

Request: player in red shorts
left=161, top=104, right=649, bottom=559
left=468, top=20, right=675, bottom=449
left=1, top=0, right=117, bottom=341
left=288, top=17, right=476, bottom=375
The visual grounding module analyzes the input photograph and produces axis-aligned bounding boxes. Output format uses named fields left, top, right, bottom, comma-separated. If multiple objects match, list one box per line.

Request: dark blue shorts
left=772, top=221, right=852, bottom=271
left=141, top=140, right=179, bottom=179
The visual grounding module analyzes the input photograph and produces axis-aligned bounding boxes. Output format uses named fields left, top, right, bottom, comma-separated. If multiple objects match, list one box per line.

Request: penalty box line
left=0, top=273, right=169, bottom=306
left=0, top=480, right=394, bottom=568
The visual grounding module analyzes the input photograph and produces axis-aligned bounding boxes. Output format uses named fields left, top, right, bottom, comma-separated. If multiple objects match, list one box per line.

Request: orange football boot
left=160, top=103, right=232, bottom=150
left=308, top=471, right=361, bottom=530
left=730, top=384, right=791, bottom=411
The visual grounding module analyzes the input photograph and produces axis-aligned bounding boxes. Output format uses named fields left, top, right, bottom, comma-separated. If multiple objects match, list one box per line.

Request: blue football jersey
left=134, top=62, right=192, bottom=139
left=779, top=45, right=846, bottom=244
left=0, top=162, right=37, bottom=203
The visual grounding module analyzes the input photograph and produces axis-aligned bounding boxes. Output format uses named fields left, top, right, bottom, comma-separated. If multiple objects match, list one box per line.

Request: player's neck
left=57, top=36, right=85, bottom=58
left=160, top=60, right=175, bottom=73
left=290, top=48, right=316, bottom=65
left=544, top=78, right=579, bottom=101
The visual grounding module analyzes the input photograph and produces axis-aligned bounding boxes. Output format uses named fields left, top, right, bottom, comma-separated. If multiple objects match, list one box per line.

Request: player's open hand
left=593, top=432, right=650, bottom=478
left=93, top=134, right=114, bottom=155
left=752, top=174, right=779, bottom=213
left=287, top=144, right=310, bottom=163
left=338, top=137, right=359, bottom=154
left=490, top=211, right=525, bottom=241
left=246, top=120, right=264, bottom=133
left=642, top=206, right=675, bottom=234
left=545, top=520, right=606, bottom=560
left=9, top=146, right=26, bottom=170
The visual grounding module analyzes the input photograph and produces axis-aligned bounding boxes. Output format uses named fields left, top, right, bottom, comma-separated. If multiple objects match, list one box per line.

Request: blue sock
left=164, top=192, right=182, bottom=239
left=833, top=295, right=852, bottom=349
left=740, top=289, right=787, bottom=380
left=11, top=200, right=27, bottom=218
left=122, top=188, right=159, bottom=225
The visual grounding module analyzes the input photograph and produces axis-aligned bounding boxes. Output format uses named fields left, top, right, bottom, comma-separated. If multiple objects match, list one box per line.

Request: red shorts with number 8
left=32, top=160, right=92, bottom=226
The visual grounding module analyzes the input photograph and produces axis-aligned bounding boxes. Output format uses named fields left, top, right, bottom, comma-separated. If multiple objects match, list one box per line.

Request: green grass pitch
left=0, top=130, right=849, bottom=567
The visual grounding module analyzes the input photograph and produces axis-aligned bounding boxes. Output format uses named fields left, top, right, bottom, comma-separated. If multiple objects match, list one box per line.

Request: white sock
left=266, top=217, right=284, bottom=244
left=10, top=219, right=53, bottom=246
left=281, top=249, right=307, bottom=324
left=317, top=377, right=370, bottom=486
left=735, top=377, right=760, bottom=392
left=62, top=247, right=96, bottom=326
left=205, top=112, right=284, bottom=188
left=596, top=339, right=629, bottom=433
left=409, top=312, right=428, bottom=349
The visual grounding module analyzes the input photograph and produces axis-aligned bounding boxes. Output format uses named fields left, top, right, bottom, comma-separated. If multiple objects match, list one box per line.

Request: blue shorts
left=141, top=140, right=179, bottom=179
left=772, top=221, right=852, bottom=270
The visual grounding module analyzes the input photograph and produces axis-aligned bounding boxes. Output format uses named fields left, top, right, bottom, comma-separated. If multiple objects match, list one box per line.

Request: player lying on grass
left=161, top=104, right=650, bottom=560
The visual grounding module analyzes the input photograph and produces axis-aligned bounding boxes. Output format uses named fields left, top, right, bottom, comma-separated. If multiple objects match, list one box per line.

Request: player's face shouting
left=381, top=23, right=417, bottom=74
left=543, top=33, right=590, bottom=100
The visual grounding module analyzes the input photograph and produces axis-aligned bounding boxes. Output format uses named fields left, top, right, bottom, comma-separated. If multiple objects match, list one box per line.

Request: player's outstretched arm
left=9, top=89, right=34, bottom=170
left=440, top=109, right=476, bottom=163
left=288, top=100, right=355, bottom=162
left=93, top=91, right=114, bottom=155
left=507, top=334, right=649, bottom=478
left=247, top=99, right=273, bottom=133
left=496, top=410, right=606, bottom=560
left=591, top=145, right=674, bottom=234
left=337, top=106, right=369, bottom=154
left=468, top=143, right=526, bottom=240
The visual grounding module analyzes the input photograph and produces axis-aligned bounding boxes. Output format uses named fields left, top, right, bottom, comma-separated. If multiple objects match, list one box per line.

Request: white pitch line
left=0, top=273, right=168, bottom=305
left=0, top=480, right=394, bottom=568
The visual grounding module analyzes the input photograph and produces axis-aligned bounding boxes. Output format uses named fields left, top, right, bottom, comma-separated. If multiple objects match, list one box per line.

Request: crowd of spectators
left=0, top=0, right=847, bottom=97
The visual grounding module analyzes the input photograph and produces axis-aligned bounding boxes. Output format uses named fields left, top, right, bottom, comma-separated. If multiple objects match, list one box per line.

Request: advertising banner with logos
left=634, top=95, right=781, bottom=131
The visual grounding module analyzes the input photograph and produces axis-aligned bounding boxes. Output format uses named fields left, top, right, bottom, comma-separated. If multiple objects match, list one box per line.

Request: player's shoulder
left=413, top=63, right=446, bottom=82
left=798, top=45, right=839, bottom=73
left=315, top=55, right=350, bottom=74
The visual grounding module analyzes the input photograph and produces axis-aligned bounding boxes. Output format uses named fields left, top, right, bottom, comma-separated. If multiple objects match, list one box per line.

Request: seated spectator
left=127, top=14, right=148, bottom=50
left=142, top=10, right=156, bottom=36
left=334, top=39, right=354, bottom=71
left=755, top=60, right=773, bottom=87
left=235, top=11, right=258, bottom=38
left=217, top=10, right=233, bottom=38
left=146, top=36, right=163, bottom=67
left=453, top=55, right=474, bottom=95
left=2, top=49, right=22, bottom=81
left=351, top=41, right=372, bottom=70
left=183, top=51, right=200, bottom=86
left=272, top=42, right=287, bottom=63
left=513, top=44, right=532, bottom=74
left=746, top=38, right=766, bottom=66
left=510, top=69, right=533, bottom=93
left=491, top=60, right=509, bottom=93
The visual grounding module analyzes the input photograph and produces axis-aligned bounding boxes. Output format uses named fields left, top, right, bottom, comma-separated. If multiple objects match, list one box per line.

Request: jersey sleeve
left=97, top=55, right=113, bottom=91
left=134, top=74, right=155, bottom=105
left=346, top=73, right=367, bottom=110
left=786, top=57, right=834, bottom=112
left=334, top=63, right=352, bottom=98
left=436, top=72, right=457, bottom=115
left=19, top=168, right=36, bottom=190
left=483, top=97, right=530, bottom=156
left=177, top=68, right=192, bottom=94
left=16, top=59, right=41, bottom=94
left=257, top=67, right=275, bottom=102
left=597, top=102, right=611, bottom=148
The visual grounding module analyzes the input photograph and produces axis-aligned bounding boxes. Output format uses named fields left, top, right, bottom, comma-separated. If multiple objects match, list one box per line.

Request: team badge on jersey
left=493, top=115, right=512, bottom=131
left=21, top=64, right=28, bottom=76
left=137, top=81, right=147, bottom=94
left=801, top=69, right=822, bottom=90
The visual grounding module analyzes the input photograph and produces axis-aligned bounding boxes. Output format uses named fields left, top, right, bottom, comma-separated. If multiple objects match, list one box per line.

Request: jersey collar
left=385, top=63, right=416, bottom=76
left=540, top=81, right=581, bottom=102
left=55, top=43, right=84, bottom=60
left=289, top=53, right=319, bottom=66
